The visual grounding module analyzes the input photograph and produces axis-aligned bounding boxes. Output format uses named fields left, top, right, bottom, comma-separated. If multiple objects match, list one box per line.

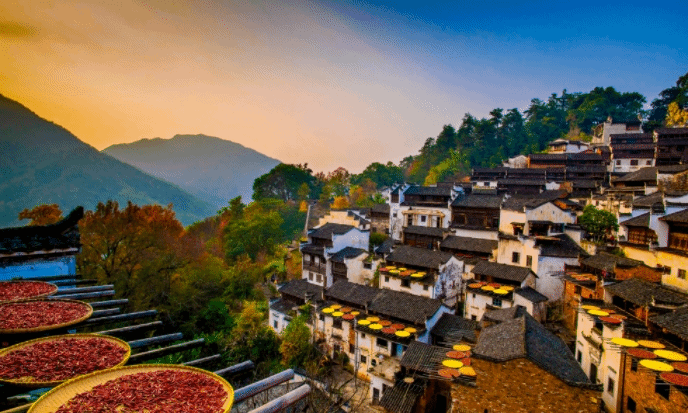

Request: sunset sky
left=2, top=0, right=686, bottom=173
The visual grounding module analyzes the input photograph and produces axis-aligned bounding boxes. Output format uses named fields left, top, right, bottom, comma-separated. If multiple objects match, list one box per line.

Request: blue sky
left=1, top=0, right=686, bottom=172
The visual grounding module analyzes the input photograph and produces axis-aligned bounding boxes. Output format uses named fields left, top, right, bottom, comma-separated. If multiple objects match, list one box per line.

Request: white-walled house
left=499, top=197, right=577, bottom=237
left=269, top=278, right=323, bottom=334
left=0, top=207, right=83, bottom=281
left=548, top=139, right=590, bottom=154
left=389, top=184, right=462, bottom=241
left=313, top=280, right=453, bottom=392
left=496, top=233, right=588, bottom=302
left=300, top=223, right=370, bottom=288
left=465, top=261, right=543, bottom=321
left=380, top=245, right=464, bottom=306
left=329, top=247, right=379, bottom=286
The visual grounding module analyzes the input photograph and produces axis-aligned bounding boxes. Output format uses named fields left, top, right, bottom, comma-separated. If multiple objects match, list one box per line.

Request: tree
left=567, top=87, right=646, bottom=133
left=280, top=314, right=315, bottom=367
left=578, top=205, right=619, bottom=243
left=223, top=202, right=283, bottom=263
left=253, top=164, right=316, bottom=201
left=78, top=201, right=188, bottom=310
left=331, top=196, right=350, bottom=210
left=666, top=102, right=688, bottom=127
left=351, top=162, right=403, bottom=188
left=646, top=71, right=688, bottom=132
left=18, top=204, right=63, bottom=226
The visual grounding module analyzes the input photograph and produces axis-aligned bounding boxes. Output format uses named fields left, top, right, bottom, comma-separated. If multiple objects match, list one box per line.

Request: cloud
left=0, top=21, right=37, bottom=38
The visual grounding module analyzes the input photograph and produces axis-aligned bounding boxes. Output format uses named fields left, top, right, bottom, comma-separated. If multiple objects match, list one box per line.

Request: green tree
left=578, top=205, right=619, bottom=243
left=351, top=162, right=404, bottom=188
left=253, top=163, right=316, bottom=201
left=223, top=200, right=283, bottom=263
left=279, top=314, right=314, bottom=367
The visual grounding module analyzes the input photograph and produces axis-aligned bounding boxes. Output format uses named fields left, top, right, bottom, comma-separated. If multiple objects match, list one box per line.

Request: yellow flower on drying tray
left=610, top=337, right=639, bottom=348
left=350, top=311, right=360, bottom=316
left=411, top=273, right=424, bottom=278
left=442, top=359, right=463, bottom=369
left=581, top=305, right=599, bottom=311
left=322, top=308, right=334, bottom=314
left=330, top=304, right=342, bottom=310
left=404, top=327, right=417, bottom=333
left=501, top=285, right=514, bottom=291
left=395, top=330, right=410, bottom=338
left=386, top=266, right=396, bottom=270
left=366, top=316, right=380, bottom=322
left=332, top=312, right=344, bottom=317
left=459, top=366, right=476, bottom=377
left=369, top=323, right=383, bottom=330
left=654, top=350, right=688, bottom=362
left=389, top=270, right=400, bottom=274
left=587, top=310, right=609, bottom=317
left=638, top=340, right=665, bottom=349
left=481, top=286, right=494, bottom=291
left=639, top=359, right=674, bottom=372
left=453, top=344, right=471, bottom=352
left=398, top=268, right=407, bottom=271
left=493, top=289, right=508, bottom=295
left=358, top=319, right=371, bottom=326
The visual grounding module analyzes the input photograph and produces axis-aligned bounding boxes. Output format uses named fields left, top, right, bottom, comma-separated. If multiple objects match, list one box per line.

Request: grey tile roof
left=481, top=306, right=528, bottom=323
left=404, top=185, right=452, bottom=196
left=400, top=341, right=452, bottom=375
left=497, top=179, right=546, bottom=186
left=605, top=278, right=688, bottom=307
left=620, top=213, right=651, bottom=228
left=270, top=298, right=297, bottom=314
left=660, top=208, right=688, bottom=224
left=371, top=203, right=390, bottom=214
left=430, top=313, right=479, bottom=343
left=632, top=191, right=664, bottom=208
left=300, top=244, right=325, bottom=255
left=657, top=164, right=688, bottom=174
left=474, top=311, right=594, bottom=388
left=614, top=167, right=657, bottom=183
left=308, top=223, right=356, bottom=239
left=329, top=247, right=367, bottom=262
left=375, top=238, right=395, bottom=255
left=378, top=379, right=426, bottom=413
left=580, top=252, right=643, bottom=272
left=0, top=207, right=83, bottom=254
left=529, top=154, right=568, bottom=161
left=537, top=234, right=588, bottom=258
left=650, top=307, right=688, bottom=341
left=278, top=278, right=324, bottom=301
left=403, top=226, right=446, bottom=237
left=385, top=245, right=455, bottom=269
left=325, top=280, right=443, bottom=325
left=450, top=194, right=503, bottom=208
left=655, top=127, right=688, bottom=136
left=472, top=261, right=535, bottom=283
left=515, top=287, right=548, bottom=303
left=502, top=197, right=553, bottom=211
left=440, top=236, right=497, bottom=254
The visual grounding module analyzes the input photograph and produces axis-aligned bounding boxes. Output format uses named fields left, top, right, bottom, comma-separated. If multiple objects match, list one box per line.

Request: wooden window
left=401, top=279, right=410, bottom=288
left=423, top=284, right=429, bottom=291
left=627, top=397, right=636, bottom=412
left=616, top=160, right=621, bottom=166
left=360, top=355, right=367, bottom=364
left=679, top=269, right=687, bottom=280
left=607, top=377, right=615, bottom=395
left=631, top=358, right=638, bottom=372
left=574, top=285, right=582, bottom=295
left=630, top=160, right=639, bottom=166
left=512, top=252, right=520, bottom=264
left=492, top=297, right=502, bottom=307
left=655, top=376, right=670, bottom=399
left=376, top=338, right=388, bottom=348
left=526, top=255, right=533, bottom=267
left=384, top=276, right=389, bottom=283
left=333, top=319, right=342, bottom=329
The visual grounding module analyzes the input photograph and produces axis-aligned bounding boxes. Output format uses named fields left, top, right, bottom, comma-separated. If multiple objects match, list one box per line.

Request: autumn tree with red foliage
left=18, top=204, right=63, bottom=226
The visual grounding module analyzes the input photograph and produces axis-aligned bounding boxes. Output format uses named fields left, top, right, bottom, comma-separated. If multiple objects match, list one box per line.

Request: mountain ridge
left=0, top=94, right=215, bottom=227
left=103, top=134, right=281, bottom=209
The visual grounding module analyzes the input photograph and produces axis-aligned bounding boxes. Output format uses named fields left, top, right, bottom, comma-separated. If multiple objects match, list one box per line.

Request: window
left=274, top=320, right=278, bottom=329
left=349, top=344, right=355, bottom=353
left=526, top=255, right=532, bottom=267
left=574, top=285, right=582, bottom=295
left=577, top=350, right=582, bottom=363
left=401, top=279, right=410, bottom=288
left=512, top=252, right=520, bottom=264
left=360, top=355, right=367, bottom=364
left=420, top=215, right=426, bottom=223
left=631, top=358, right=638, bottom=372
left=316, top=273, right=323, bottom=283
left=333, top=319, right=342, bottom=329
left=371, top=358, right=377, bottom=367
left=630, top=160, right=638, bottom=166
left=423, top=284, right=429, bottom=291
left=679, top=269, right=687, bottom=280
left=361, top=333, right=366, bottom=338
left=385, top=276, right=389, bottom=283
left=309, top=272, right=313, bottom=281
left=492, top=297, right=502, bottom=307
left=627, top=397, right=636, bottom=413
left=376, top=338, right=388, bottom=348
left=471, top=315, right=477, bottom=321
left=364, top=262, right=372, bottom=269
left=319, top=314, right=324, bottom=322
left=646, top=160, right=652, bottom=165
left=655, top=376, right=670, bottom=399
left=607, top=377, right=615, bottom=395
left=616, top=160, right=621, bottom=166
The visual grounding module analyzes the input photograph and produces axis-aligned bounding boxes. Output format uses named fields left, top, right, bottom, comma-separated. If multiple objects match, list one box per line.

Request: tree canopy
left=253, top=163, right=318, bottom=201
left=578, top=205, right=619, bottom=244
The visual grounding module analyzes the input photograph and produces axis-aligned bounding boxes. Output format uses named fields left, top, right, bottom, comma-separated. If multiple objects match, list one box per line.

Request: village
left=267, top=122, right=688, bottom=413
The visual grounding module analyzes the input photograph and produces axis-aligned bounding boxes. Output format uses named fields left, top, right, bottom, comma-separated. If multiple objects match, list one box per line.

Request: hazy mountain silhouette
left=0, top=94, right=214, bottom=227
left=104, top=134, right=280, bottom=209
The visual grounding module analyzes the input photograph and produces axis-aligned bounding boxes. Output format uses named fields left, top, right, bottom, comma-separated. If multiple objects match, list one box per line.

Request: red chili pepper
left=0, top=337, right=128, bottom=382
left=0, top=281, right=57, bottom=301
left=0, top=301, right=90, bottom=330
left=55, top=370, right=228, bottom=413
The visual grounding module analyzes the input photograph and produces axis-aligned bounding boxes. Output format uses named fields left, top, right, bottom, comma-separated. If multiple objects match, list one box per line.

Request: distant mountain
left=103, top=135, right=280, bottom=209
left=0, top=94, right=215, bottom=227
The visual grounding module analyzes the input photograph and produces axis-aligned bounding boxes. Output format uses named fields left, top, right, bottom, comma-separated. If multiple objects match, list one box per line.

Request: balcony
left=303, top=262, right=326, bottom=273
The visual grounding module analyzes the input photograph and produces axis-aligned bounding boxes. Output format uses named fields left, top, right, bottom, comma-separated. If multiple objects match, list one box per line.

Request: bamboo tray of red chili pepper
left=29, top=364, right=234, bottom=413
left=0, top=280, right=58, bottom=303
left=0, top=333, right=131, bottom=388
left=0, top=299, right=93, bottom=334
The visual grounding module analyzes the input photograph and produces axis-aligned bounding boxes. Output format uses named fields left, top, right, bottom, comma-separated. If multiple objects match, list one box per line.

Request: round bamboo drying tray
left=0, top=281, right=58, bottom=303
left=28, top=364, right=234, bottom=413
left=0, top=333, right=131, bottom=388
left=0, top=299, right=93, bottom=334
